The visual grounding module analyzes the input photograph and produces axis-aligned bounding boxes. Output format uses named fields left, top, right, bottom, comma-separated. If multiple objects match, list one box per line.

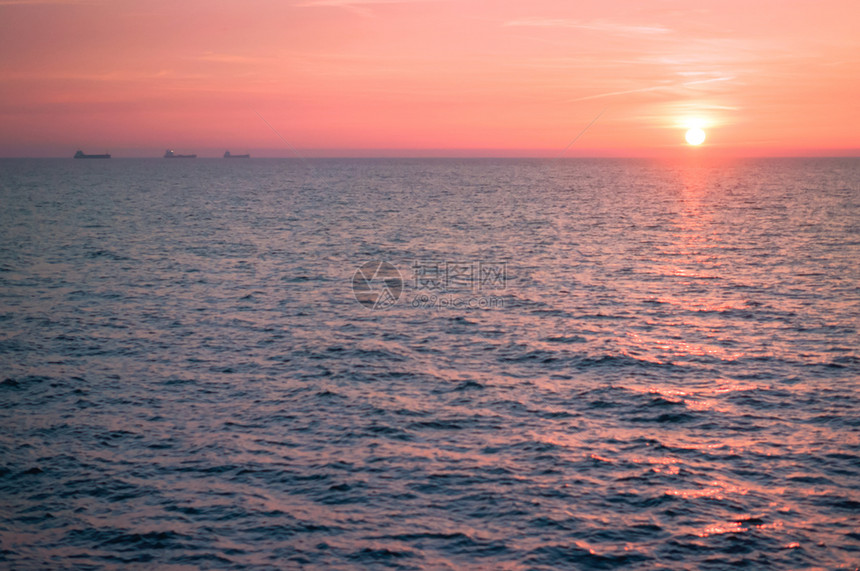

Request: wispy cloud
left=294, top=0, right=435, bottom=7
left=192, top=52, right=269, bottom=65
left=505, top=18, right=671, bottom=36
left=0, top=0, right=94, bottom=5
left=682, top=76, right=734, bottom=87
left=566, top=76, right=734, bottom=102
left=292, top=0, right=438, bottom=17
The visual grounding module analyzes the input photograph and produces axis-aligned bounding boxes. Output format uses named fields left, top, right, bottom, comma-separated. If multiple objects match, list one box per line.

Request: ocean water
left=0, top=157, right=858, bottom=569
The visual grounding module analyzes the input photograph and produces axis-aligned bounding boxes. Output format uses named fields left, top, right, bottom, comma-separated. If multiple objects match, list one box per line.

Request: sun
left=685, top=127, right=706, bottom=145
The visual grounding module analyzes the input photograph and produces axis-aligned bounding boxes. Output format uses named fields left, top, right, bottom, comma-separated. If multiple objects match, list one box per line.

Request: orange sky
left=1, top=0, right=858, bottom=157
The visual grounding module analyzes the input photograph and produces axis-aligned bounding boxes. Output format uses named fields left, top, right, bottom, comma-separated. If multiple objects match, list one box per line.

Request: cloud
left=294, top=0, right=435, bottom=7
left=292, top=0, right=439, bottom=17
left=193, top=52, right=269, bottom=65
left=505, top=18, right=671, bottom=36
left=0, top=0, right=93, bottom=4
left=565, top=76, right=734, bottom=102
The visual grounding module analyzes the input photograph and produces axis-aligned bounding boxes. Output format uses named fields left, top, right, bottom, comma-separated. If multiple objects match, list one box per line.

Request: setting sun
left=685, top=128, right=706, bottom=146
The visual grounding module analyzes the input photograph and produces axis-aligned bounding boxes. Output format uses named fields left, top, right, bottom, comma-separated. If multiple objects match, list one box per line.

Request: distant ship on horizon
left=74, top=150, right=111, bottom=159
left=224, top=151, right=250, bottom=158
left=164, top=149, right=196, bottom=159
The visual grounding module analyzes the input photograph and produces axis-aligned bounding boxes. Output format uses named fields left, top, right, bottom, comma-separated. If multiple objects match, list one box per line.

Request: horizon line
left=0, top=145, right=860, bottom=160
left=2, top=152, right=858, bottom=159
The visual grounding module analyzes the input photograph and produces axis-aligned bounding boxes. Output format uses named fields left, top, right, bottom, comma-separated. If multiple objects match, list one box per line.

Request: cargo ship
left=74, top=150, right=111, bottom=159
left=164, top=149, right=197, bottom=158
left=224, top=151, right=250, bottom=158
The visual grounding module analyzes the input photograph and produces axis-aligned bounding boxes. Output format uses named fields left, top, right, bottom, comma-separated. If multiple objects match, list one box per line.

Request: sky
left=0, top=0, right=858, bottom=157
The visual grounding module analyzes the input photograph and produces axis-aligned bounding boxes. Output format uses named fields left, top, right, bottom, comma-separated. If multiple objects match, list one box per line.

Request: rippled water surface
left=1, top=158, right=858, bottom=569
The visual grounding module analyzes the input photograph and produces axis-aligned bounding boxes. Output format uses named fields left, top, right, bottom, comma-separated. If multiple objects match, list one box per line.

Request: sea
left=0, top=157, right=858, bottom=569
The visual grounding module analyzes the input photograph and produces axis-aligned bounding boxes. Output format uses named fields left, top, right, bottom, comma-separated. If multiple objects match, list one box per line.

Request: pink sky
left=0, top=0, right=858, bottom=157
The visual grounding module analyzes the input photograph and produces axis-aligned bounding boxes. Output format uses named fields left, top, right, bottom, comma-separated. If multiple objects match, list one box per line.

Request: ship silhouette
left=224, top=151, right=250, bottom=158
left=74, top=150, right=111, bottom=159
left=164, top=149, right=196, bottom=158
